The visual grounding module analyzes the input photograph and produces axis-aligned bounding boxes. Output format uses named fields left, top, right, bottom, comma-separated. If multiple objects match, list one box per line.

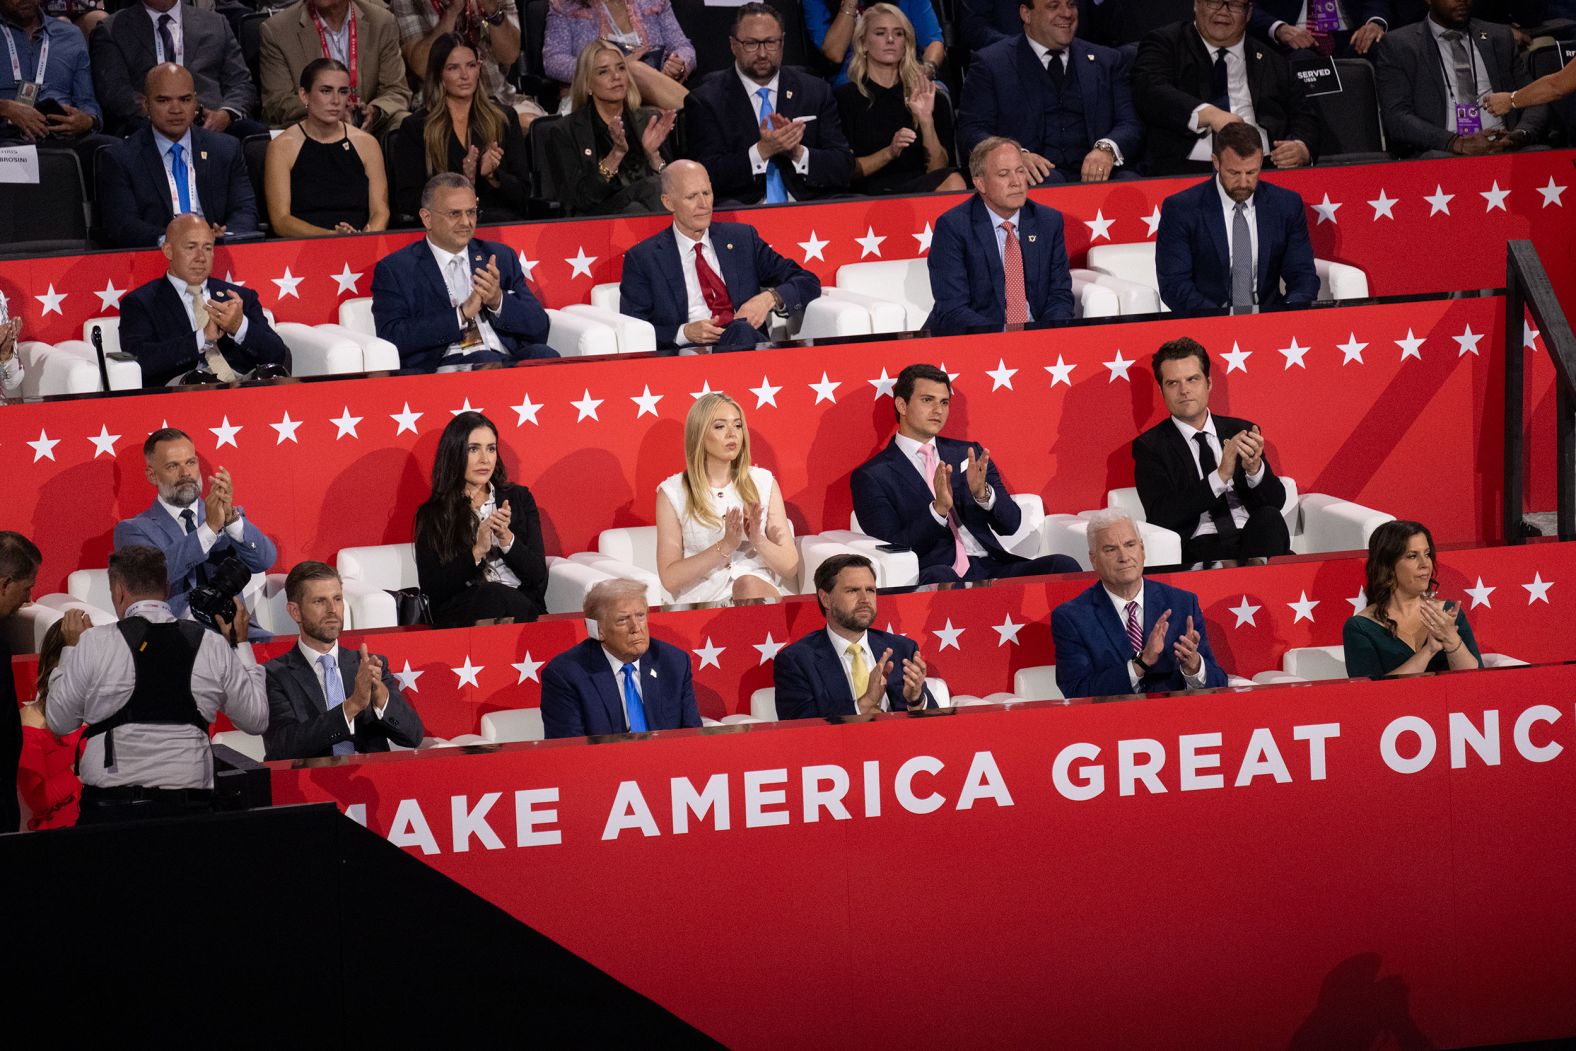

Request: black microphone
left=91, top=325, right=110, bottom=392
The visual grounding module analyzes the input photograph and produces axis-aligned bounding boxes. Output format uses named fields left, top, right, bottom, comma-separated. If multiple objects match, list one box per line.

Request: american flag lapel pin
left=649, top=667, right=658, bottom=678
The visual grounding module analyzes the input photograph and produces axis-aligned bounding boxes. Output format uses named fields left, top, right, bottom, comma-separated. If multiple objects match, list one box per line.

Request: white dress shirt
left=739, top=68, right=811, bottom=197
left=601, top=645, right=646, bottom=731
left=1169, top=411, right=1265, bottom=539
left=159, top=492, right=247, bottom=557
left=1427, top=16, right=1504, bottom=133
left=1024, top=34, right=1124, bottom=165
left=144, top=0, right=184, bottom=65
left=1103, top=586, right=1208, bottom=690
left=826, top=626, right=884, bottom=710
left=297, top=638, right=386, bottom=731
left=474, top=484, right=521, bottom=587
left=1186, top=31, right=1269, bottom=161
left=672, top=224, right=726, bottom=344
left=426, top=238, right=505, bottom=363
left=165, top=272, right=249, bottom=358
left=1214, top=178, right=1258, bottom=299
left=892, top=432, right=993, bottom=558
left=46, top=599, right=268, bottom=789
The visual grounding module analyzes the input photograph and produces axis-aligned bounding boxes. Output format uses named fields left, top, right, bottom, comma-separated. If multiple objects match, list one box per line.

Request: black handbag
left=385, top=587, right=432, bottom=626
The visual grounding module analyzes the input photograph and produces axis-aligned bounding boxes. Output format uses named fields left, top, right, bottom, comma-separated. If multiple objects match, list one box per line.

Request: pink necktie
left=920, top=442, right=971, bottom=579
left=1125, top=601, right=1144, bottom=658
left=1001, top=220, right=1028, bottom=326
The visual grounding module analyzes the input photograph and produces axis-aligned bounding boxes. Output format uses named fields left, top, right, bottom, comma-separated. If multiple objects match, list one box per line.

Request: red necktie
left=1001, top=220, right=1028, bottom=326
left=693, top=243, right=734, bottom=325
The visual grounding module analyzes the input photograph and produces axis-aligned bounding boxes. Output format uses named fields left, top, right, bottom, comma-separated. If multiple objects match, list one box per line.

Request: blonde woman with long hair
left=655, top=393, right=798, bottom=603
left=835, top=3, right=964, bottom=195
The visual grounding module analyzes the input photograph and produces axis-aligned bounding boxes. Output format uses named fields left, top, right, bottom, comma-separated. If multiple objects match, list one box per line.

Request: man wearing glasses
left=1131, top=0, right=1318, bottom=174
left=683, top=1, right=853, bottom=204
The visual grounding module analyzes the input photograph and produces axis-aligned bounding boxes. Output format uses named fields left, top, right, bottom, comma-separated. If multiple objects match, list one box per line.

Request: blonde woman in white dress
left=655, top=392, right=799, bottom=603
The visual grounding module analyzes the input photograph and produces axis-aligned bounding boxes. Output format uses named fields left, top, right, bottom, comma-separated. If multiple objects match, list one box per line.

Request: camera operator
left=45, top=546, right=268, bottom=826
left=114, top=427, right=277, bottom=638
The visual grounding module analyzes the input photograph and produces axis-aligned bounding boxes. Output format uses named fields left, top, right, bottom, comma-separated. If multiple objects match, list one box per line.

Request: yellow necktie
left=847, top=641, right=869, bottom=696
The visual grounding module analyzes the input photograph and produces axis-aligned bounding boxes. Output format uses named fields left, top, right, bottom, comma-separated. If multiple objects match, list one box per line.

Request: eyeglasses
left=435, top=208, right=479, bottom=221
left=1199, top=0, right=1251, bottom=12
left=732, top=36, right=784, bottom=52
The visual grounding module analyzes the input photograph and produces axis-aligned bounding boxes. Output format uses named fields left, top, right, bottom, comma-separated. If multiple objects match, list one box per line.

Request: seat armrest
left=559, top=303, right=657, bottom=354
left=275, top=322, right=361, bottom=376
left=544, top=308, right=620, bottom=358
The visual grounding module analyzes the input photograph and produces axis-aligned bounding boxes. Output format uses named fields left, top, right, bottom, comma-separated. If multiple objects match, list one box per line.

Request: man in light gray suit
left=1373, top=0, right=1546, bottom=157
left=113, top=427, right=276, bottom=623
left=90, top=0, right=264, bottom=136
left=263, top=561, right=423, bottom=761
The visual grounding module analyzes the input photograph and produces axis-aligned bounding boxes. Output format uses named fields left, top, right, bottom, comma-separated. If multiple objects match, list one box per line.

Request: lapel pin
left=1086, top=53, right=1094, bottom=61
left=726, top=243, right=734, bottom=250
left=785, top=89, right=793, bottom=99
left=583, top=147, right=592, bottom=155
left=200, top=150, right=208, bottom=160
left=1027, top=233, right=1037, bottom=243
left=649, top=667, right=658, bottom=678
left=1254, top=51, right=1262, bottom=60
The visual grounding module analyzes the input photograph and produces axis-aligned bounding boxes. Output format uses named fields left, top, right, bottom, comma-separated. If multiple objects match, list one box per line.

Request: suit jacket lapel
left=139, top=131, right=174, bottom=222
left=811, top=631, right=856, bottom=711
left=713, top=225, right=750, bottom=307
left=414, top=241, right=455, bottom=312
left=1015, top=36, right=1047, bottom=112
left=880, top=437, right=938, bottom=513
left=638, top=649, right=663, bottom=725
left=288, top=648, right=330, bottom=717
left=1079, top=42, right=1109, bottom=131
left=1020, top=204, right=1044, bottom=310
left=586, top=642, right=627, bottom=732
left=1245, top=44, right=1266, bottom=112
left=659, top=230, right=689, bottom=316
left=1204, top=183, right=1231, bottom=285
left=1091, top=586, right=1135, bottom=659
left=1251, top=193, right=1273, bottom=300
left=971, top=198, right=1006, bottom=309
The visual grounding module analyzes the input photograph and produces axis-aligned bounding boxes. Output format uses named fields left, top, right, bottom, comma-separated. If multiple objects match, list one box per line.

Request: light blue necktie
left=755, top=87, right=788, bottom=204
left=168, top=141, right=191, bottom=214
left=621, top=663, right=649, bottom=732
left=320, top=652, right=357, bottom=756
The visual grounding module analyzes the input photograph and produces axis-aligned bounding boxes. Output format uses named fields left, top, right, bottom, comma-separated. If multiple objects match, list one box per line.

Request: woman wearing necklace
left=655, top=393, right=799, bottom=605
left=263, top=58, right=389, bottom=237
left=1343, top=520, right=1484, bottom=679
left=544, top=0, right=693, bottom=111
left=547, top=39, right=676, bottom=216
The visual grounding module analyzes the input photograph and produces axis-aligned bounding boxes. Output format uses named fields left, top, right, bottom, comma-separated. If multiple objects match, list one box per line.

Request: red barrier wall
left=270, top=660, right=1576, bottom=1048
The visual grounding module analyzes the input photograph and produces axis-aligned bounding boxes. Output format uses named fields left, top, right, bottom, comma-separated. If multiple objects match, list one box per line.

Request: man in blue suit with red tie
left=371, top=173, right=555, bottom=373
left=925, top=137, right=1074, bottom=336
left=774, top=554, right=934, bottom=721
left=1154, top=122, right=1318, bottom=314
left=958, top=0, right=1144, bottom=184
left=852, top=363, right=1080, bottom=585
left=540, top=579, right=702, bottom=739
left=1051, top=508, right=1228, bottom=699
left=619, top=160, right=821, bottom=352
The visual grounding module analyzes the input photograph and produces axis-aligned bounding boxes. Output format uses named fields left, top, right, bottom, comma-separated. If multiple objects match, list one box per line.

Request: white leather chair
left=339, top=295, right=621, bottom=361
left=250, top=573, right=294, bottom=636
left=1012, top=665, right=1065, bottom=701
left=925, top=676, right=951, bottom=709
left=2, top=599, right=115, bottom=654
left=1070, top=268, right=1163, bottom=314
left=1084, top=243, right=1370, bottom=308
left=212, top=730, right=266, bottom=762
left=1251, top=670, right=1311, bottom=685
left=480, top=708, right=546, bottom=743
left=833, top=258, right=1124, bottom=326
left=589, top=281, right=870, bottom=344
left=1039, top=513, right=1184, bottom=570
left=26, top=334, right=142, bottom=395
left=335, top=543, right=419, bottom=630
left=543, top=555, right=623, bottom=615
left=844, top=493, right=1043, bottom=577
left=583, top=520, right=819, bottom=603
left=749, top=687, right=778, bottom=721
left=1281, top=645, right=1348, bottom=680
left=719, top=714, right=766, bottom=724
left=819, top=287, right=910, bottom=333
left=1106, top=478, right=1392, bottom=557
left=54, top=566, right=267, bottom=626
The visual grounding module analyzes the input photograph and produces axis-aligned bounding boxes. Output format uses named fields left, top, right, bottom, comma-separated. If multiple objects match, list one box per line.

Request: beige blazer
left=259, top=0, right=411, bottom=134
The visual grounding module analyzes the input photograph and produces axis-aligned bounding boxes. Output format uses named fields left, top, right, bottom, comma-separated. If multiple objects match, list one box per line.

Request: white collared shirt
left=1427, top=15, right=1504, bottom=132
left=1186, top=30, right=1269, bottom=161
left=1102, top=585, right=1208, bottom=690
left=738, top=67, right=811, bottom=193
left=672, top=224, right=725, bottom=342
left=1023, top=34, right=1124, bottom=165
left=1169, top=411, right=1265, bottom=539
left=474, top=483, right=521, bottom=587
left=158, top=491, right=246, bottom=556
left=297, top=639, right=386, bottom=731
left=1214, top=178, right=1259, bottom=300
left=892, top=432, right=993, bottom=557
left=426, top=238, right=505, bottom=358
left=144, top=0, right=183, bottom=64
left=602, top=645, right=645, bottom=731
left=826, top=626, right=883, bottom=710
left=164, top=272, right=249, bottom=354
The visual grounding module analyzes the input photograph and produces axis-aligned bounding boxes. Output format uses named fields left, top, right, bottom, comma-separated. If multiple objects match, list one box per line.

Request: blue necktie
left=320, top=652, right=357, bottom=756
left=169, top=142, right=191, bottom=214
left=621, top=663, right=648, bottom=732
left=755, top=87, right=788, bottom=204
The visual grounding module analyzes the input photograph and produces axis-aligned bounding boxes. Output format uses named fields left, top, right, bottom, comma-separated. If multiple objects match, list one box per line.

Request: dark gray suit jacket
left=91, top=4, right=257, bottom=133
left=1373, top=17, right=1546, bottom=155
left=263, top=645, right=423, bottom=760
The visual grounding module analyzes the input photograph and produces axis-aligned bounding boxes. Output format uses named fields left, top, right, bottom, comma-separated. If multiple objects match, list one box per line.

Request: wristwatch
left=1131, top=655, right=1151, bottom=676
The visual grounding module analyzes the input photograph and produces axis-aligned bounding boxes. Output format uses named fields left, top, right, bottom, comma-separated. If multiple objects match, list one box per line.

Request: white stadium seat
left=1084, top=243, right=1370, bottom=309
left=335, top=543, right=419, bottom=629
left=750, top=687, right=778, bottom=721
left=1039, top=513, right=1183, bottom=569
left=480, top=708, right=546, bottom=743
left=1012, top=665, right=1065, bottom=701
left=1105, top=478, right=1392, bottom=557
left=2, top=599, right=115, bottom=654
left=212, top=730, right=266, bottom=762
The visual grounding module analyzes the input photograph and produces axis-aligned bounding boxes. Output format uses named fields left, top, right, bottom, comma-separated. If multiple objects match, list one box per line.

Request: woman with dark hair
left=834, top=4, right=963, bottom=195
left=18, top=617, right=84, bottom=831
left=1343, top=520, right=1484, bottom=678
left=547, top=39, right=677, bottom=216
left=264, top=58, right=390, bottom=237
left=392, top=34, right=533, bottom=221
left=414, top=411, right=548, bottom=627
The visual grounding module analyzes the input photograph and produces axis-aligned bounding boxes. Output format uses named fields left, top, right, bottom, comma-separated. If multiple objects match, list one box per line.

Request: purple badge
left=1455, top=102, right=1483, bottom=136
left=1308, top=0, right=1340, bottom=33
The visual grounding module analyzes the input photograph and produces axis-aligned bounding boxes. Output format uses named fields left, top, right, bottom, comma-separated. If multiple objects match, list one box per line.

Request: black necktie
left=1047, top=49, right=1065, bottom=91
left=158, top=12, right=177, bottom=64
left=1211, top=47, right=1230, bottom=112
left=181, top=508, right=197, bottom=534
left=1194, top=432, right=1239, bottom=540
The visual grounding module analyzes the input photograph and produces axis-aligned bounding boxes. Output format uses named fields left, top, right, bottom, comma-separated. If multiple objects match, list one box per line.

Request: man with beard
left=774, top=554, right=934, bottom=720
left=262, top=561, right=422, bottom=760
left=1153, top=121, right=1316, bottom=314
left=114, top=427, right=277, bottom=626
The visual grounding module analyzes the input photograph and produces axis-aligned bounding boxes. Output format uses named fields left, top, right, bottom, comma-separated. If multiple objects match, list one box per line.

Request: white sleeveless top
left=657, top=466, right=782, bottom=604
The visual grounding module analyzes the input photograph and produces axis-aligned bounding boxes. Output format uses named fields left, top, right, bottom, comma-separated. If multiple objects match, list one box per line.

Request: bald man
left=618, top=160, right=820, bottom=352
left=119, top=214, right=289, bottom=385
left=97, top=64, right=260, bottom=248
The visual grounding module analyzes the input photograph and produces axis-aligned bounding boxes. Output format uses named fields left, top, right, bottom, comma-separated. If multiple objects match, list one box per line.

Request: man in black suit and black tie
left=683, top=1, right=853, bottom=204
left=118, top=213, right=290, bottom=387
left=1133, top=337, right=1291, bottom=564
left=96, top=64, right=261, bottom=248
left=1131, top=0, right=1319, bottom=174
left=263, top=562, right=423, bottom=761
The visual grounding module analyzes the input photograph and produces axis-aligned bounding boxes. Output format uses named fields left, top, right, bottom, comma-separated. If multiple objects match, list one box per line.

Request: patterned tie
left=188, top=283, right=237, bottom=380
left=1125, top=601, right=1144, bottom=659
left=1000, top=220, right=1028, bottom=326
left=1193, top=432, right=1240, bottom=540
left=319, top=653, right=357, bottom=756
left=919, top=442, right=972, bottom=579
left=1211, top=47, right=1230, bottom=111
left=621, top=663, right=648, bottom=732
left=1230, top=202, right=1254, bottom=308
left=755, top=86, right=789, bottom=204
left=846, top=641, right=869, bottom=698
left=692, top=243, right=735, bottom=325
left=157, top=12, right=177, bottom=65
left=168, top=141, right=191, bottom=214
left=1046, top=49, right=1065, bottom=91
left=1442, top=30, right=1476, bottom=109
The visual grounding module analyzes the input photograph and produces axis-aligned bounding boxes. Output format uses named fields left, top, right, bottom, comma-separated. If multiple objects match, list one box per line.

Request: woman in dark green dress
left=1343, top=520, right=1484, bottom=678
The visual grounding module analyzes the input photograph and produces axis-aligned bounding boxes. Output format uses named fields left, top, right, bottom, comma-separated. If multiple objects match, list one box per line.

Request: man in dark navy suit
left=1051, top=508, right=1228, bottom=699
left=1251, top=0, right=1390, bottom=58
left=774, top=554, right=934, bottom=721
left=118, top=213, right=290, bottom=386
left=114, top=426, right=278, bottom=623
left=959, top=0, right=1144, bottom=183
left=540, top=579, right=702, bottom=739
left=851, top=363, right=1080, bottom=585
left=263, top=562, right=423, bottom=760
left=96, top=64, right=259, bottom=248
left=682, top=2, right=853, bottom=204
left=371, top=173, right=555, bottom=373
left=619, top=160, right=821, bottom=352
left=1154, top=122, right=1317, bottom=313
left=925, top=136, right=1074, bottom=335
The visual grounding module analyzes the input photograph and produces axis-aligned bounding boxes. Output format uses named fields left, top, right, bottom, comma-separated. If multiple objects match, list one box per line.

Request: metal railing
left=1504, top=240, right=1576, bottom=542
